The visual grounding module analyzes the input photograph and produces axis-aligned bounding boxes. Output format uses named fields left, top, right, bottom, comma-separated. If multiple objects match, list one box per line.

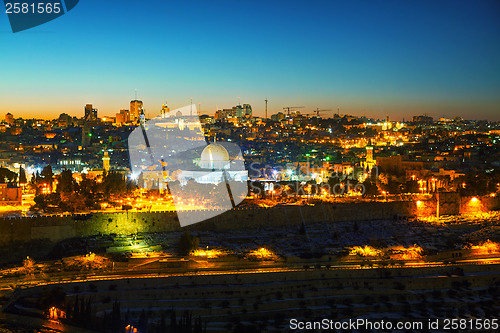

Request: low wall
left=0, top=195, right=497, bottom=247
left=0, top=201, right=412, bottom=247
left=417, top=194, right=499, bottom=217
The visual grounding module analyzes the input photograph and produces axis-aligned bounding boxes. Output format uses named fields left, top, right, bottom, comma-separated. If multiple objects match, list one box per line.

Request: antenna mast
left=265, top=98, right=268, bottom=119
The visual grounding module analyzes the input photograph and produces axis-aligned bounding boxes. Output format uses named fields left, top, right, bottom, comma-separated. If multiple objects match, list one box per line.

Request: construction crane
left=313, top=108, right=334, bottom=117
left=283, top=106, right=304, bottom=116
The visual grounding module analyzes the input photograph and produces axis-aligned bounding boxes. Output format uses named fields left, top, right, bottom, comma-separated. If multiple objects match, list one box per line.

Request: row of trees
left=31, top=166, right=136, bottom=212
left=0, top=166, right=20, bottom=183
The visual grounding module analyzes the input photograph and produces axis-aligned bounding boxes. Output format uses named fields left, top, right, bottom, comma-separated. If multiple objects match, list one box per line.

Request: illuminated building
left=0, top=183, right=21, bottom=204
left=130, top=100, right=144, bottom=121
left=178, top=142, right=248, bottom=185
left=364, top=143, right=376, bottom=170
left=215, top=103, right=252, bottom=120
left=84, top=104, right=98, bottom=121
left=103, top=151, right=110, bottom=172
left=58, top=158, right=83, bottom=172
left=115, top=109, right=130, bottom=124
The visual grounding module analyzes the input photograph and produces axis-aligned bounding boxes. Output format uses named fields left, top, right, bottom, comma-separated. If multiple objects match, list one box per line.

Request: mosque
left=178, top=142, right=248, bottom=186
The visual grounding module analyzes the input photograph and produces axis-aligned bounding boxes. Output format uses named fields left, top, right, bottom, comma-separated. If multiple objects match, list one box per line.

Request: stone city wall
left=0, top=195, right=497, bottom=247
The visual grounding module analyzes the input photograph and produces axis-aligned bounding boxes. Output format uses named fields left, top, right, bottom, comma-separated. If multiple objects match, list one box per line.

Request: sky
left=0, top=0, right=499, bottom=121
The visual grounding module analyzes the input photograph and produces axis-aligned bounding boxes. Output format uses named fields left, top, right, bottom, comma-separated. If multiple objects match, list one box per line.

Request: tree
left=41, top=165, right=54, bottom=189
left=102, top=172, right=127, bottom=196
left=403, top=179, right=419, bottom=193
left=60, top=192, right=86, bottom=212
left=138, top=309, right=148, bottom=332
left=76, top=174, right=99, bottom=210
left=386, top=178, right=403, bottom=194
left=23, top=256, right=36, bottom=275
left=58, top=169, right=74, bottom=194
left=33, top=194, right=47, bottom=211
left=111, top=300, right=121, bottom=331
left=19, top=166, right=27, bottom=184
left=361, top=179, right=379, bottom=196
left=0, top=167, right=16, bottom=183
left=177, top=231, right=199, bottom=256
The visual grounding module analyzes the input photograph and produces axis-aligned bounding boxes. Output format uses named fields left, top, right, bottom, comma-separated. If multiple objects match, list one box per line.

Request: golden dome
left=200, top=143, right=230, bottom=170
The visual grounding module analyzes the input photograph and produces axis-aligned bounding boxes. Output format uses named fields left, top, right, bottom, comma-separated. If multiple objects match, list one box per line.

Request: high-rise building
left=130, top=100, right=143, bottom=121
left=84, top=104, right=98, bottom=121
left=233, top=104, right=252, bottom=118
left=242, top=104, right=252, bottom=117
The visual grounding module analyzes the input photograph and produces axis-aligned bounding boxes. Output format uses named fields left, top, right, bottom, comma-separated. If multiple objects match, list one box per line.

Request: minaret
left=103, top=151, right=110, bottom=172
left=365, top=139, right=375, bottom=169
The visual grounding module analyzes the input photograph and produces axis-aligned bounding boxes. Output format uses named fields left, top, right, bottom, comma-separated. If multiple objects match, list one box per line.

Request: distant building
left=215, top=104, right=252, bottom=120
left=215, top=108, right=234, bottom=120
left=376, top=155, right=425, bottom=175
left=58, top=113, right=73, bottom=128
left=235, top=104, right=252, bottom=118
left=199, top=115, right=215, bottom=124
left=84, top=104, right=98, bottom=121
left=101, top=116, right=114, bottom=124
left=130, top=100, right=144, bottom=121
left=0, top=183, right=21, bottom=204
left=271, top=112, right=285, bottom=122
left=364, top=145, right=376, bottom=170
left=115, top=109, right=130, bottom=124
left=161, top=101, right=170, bottom=118
left=5, top=113, right=14, bottom=125
left=82, top=125, right=91, bottom=147
left=412, top=115, right=433, bottom=123
left=58, top=158, right=83, bottom=172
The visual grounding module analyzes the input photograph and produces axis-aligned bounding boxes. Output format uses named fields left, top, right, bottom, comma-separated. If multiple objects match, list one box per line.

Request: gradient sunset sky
left=1, top=0, right=499, bottom=121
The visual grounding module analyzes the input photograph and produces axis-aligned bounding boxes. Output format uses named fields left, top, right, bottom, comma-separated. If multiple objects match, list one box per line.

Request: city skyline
left=1, top=2, right=500, bottom=331
left=1, top=0, right=499, bottom=121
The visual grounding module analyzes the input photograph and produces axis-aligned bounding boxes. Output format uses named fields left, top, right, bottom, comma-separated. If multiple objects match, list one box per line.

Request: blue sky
left=1, top=0, right=499, bottom=120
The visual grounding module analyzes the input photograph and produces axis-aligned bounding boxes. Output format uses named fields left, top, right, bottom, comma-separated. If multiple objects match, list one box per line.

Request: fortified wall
left=0, top=201, right=411, bottom=247
left=0, top=195, right=497, bottom=247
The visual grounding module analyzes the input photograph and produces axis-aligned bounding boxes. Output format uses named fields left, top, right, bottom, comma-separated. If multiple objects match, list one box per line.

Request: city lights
left=0, top=2, right=499, bottom=330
